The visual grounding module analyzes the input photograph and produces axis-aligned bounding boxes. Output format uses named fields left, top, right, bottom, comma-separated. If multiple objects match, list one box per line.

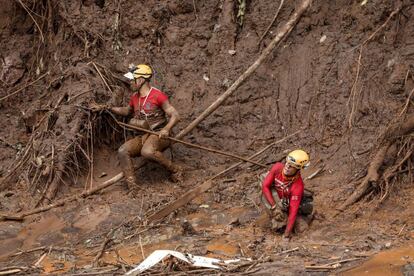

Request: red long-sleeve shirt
left=262, top=162, right=304, bottom=234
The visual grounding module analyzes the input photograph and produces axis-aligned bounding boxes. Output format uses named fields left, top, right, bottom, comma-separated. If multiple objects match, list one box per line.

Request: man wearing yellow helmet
left=106, top=64, right=182, bottom=193
left=261, top=149, right=313, bottom=239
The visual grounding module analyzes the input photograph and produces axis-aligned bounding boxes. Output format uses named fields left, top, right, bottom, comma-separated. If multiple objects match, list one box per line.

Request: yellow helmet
left=286, top=149, right=310, bottom=169
left=124, top=64, right=152, bottom=80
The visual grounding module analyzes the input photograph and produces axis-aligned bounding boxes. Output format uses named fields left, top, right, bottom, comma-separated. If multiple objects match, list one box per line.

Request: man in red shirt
left=106, top=64, right=181, bottom=193
left=261, top=149, right=313, bottom=239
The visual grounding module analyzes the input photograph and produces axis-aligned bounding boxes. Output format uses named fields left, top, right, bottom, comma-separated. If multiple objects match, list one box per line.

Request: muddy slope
left=0, top=0, right=414, bottom=274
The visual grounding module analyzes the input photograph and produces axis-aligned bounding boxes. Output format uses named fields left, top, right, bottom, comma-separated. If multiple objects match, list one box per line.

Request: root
left=337, top=114, right=414, bottom=213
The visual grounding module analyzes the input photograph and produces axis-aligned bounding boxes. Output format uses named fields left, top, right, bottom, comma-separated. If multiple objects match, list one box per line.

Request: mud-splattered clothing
left=262, top=162, right=304, bottom=234
left=129, top=87, right=168, bottom=130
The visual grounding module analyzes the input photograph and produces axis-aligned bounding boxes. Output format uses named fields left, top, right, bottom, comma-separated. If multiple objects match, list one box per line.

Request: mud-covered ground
left=1, top=0, right=414, bottom=275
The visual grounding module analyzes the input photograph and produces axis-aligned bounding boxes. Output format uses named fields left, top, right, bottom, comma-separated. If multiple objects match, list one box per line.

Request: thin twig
left=348, top=47, right=363, bottom=129
left=399, top=87, right=414, bottom=117
left=16, top=0, right=45, bottom=43
left=360, top=3, right=402, bottom=46
left=258, top=0, right=285, bottom=45
left=89, top=62, right=113, bottom=94
left=0, top=72, right=49, bottom=102
left=93, top=228, right=116, bottom=266
left=139, top=235, right=145, bottom=259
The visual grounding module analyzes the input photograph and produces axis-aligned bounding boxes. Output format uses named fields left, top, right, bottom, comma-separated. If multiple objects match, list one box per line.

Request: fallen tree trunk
left=175, top=0, right=312, bottom=139
left=336, top=114, right=414, bottom=213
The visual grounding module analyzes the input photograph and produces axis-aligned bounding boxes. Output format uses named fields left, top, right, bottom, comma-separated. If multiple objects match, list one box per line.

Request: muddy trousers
left=118, top=134, right=176, bottom=189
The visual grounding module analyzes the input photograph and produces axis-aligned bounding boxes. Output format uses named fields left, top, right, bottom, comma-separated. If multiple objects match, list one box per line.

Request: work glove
left=271, top=206, right=286, bottom=221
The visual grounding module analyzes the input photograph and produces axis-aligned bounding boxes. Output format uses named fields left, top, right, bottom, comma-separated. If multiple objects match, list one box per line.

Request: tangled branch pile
left=0, top=0, right=127, bottom=203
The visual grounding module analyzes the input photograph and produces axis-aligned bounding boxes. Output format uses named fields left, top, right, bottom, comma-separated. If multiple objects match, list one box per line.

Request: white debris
left=360, top=0, right=368, bottom=6
left=203, top=74, right=210, bottom=82
left=320, top=35, right=327, bottom=43
left=228, top=49, right=236, bottom=55
left=125, top=250, right=249, bottom=275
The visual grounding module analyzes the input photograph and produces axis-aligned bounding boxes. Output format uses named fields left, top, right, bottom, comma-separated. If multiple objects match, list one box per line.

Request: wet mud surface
left=1, top=0, right=414, bottom=274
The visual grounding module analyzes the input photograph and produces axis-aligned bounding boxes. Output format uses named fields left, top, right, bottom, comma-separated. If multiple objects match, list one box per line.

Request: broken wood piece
left=276, top=247, right=299, bottom=255
left=33, top=253, right=47, bottom=267
left=0, top=214, right=24, bottom=222
left=0, top=269, right=24, bottom=276
left=305, top=257, right=362, bottom=270
left=175, top=0, right=312, bottom=139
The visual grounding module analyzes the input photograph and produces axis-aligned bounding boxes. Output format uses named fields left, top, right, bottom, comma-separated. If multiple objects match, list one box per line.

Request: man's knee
left=118, top=145, right=130, bottom=157
left=141, top=147, right=155, bottom=159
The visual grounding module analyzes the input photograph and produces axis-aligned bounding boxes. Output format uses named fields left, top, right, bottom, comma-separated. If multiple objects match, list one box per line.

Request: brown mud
left=1, top=0, right=414, bottom=274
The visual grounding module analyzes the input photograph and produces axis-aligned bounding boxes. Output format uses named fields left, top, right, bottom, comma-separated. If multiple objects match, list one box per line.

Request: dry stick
left=0, top=269, right=25, bottom=275
left=305, top=257, right=361, bottom=270
left=399, top=87, right=414, bottom=117
left=90, top=120, right=94, bottom=190
left=0, top=72, right=49, bottom=102
left=117, top=121, right=266, bottom=168
left=258, top=0, right=285, bottom=45
left=348, top=47, right=363, bottom=129
left=175, top=0, right=312, bottom=140
left=90, top=62, right=113, bottom=94
left=147, top=131, right=300, bottom=223
left=0, top=173, right=124, bottom=221
left=276, top=247, right=299, bottom=255
left=360, top=2, right=402, bottom=46
left=139, top=235, right=145, bottom=259
left=16, top=0, right=45, bottom=43
left=93, top=228, right=116, bottom=266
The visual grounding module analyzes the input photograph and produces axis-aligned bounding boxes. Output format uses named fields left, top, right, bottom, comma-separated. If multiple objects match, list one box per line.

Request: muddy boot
left=294, top=215, right=309, bottom=233
left=125, top=176, right=140, bottom=197
left=170, top=165, right=184, bottom=183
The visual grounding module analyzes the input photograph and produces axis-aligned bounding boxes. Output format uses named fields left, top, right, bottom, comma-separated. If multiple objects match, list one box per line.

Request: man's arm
left=262, top=164, right=278, bottom=207
left=159, top=100, right=180, bottom=136
left=284, top=184, right=303, bottom=238
left=109, top=106, right=133, bottom=117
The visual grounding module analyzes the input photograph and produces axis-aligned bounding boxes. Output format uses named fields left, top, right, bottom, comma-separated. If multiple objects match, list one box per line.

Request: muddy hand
left=89, top=102, right=108, bottom=112
left=158, top=129, right=169, bottom=139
